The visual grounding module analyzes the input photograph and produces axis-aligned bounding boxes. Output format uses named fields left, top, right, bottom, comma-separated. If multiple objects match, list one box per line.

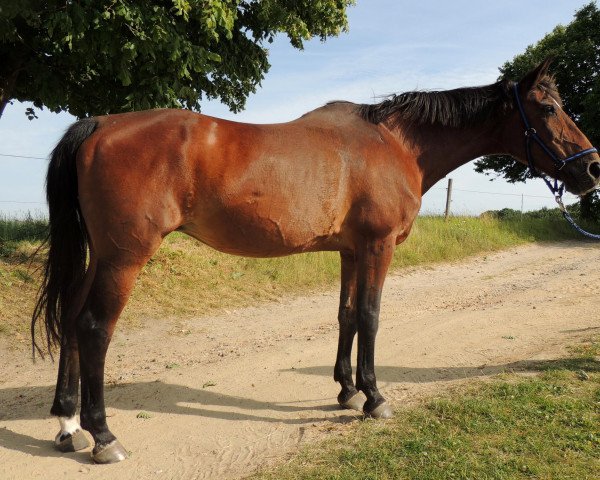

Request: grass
left=0, top=213, right=590, bottom=347
left=389, top=214, right=579, bottom=269
left=252, top=337, right=600, bottom=480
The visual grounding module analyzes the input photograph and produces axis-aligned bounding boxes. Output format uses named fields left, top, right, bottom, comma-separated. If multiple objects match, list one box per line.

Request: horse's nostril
left=589, top=162, right=600, bottom=179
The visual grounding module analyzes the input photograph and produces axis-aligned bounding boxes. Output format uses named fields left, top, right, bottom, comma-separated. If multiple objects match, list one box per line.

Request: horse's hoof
left=364, top=402, right=394, bottom=419
left=92, top=440, right=128, bottom=464
left=339, top=392, right=365, bottom=412
left=54, top=429, right=90, bottom=452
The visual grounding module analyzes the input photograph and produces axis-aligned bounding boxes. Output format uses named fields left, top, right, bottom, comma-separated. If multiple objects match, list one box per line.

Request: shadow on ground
left=1, top=355, right=596, bottom=460
left=284, top=356, right=599, bottom=383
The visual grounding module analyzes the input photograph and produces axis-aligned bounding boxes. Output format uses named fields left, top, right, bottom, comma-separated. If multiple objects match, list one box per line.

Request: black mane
left=358, top=80, right=516, bottom=128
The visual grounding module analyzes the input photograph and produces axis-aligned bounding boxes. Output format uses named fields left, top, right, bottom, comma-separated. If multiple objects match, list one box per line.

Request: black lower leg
left=333, top=251, right=359, bottom=405
left=334, top=307, right=358, bottom=404
left=354, top=238, right=394, bottom=415
left=78, top=308, right=116, bottom=448
left=356, top=314, right=386, bottom=412
left=50, top=334, right=80, bottom=418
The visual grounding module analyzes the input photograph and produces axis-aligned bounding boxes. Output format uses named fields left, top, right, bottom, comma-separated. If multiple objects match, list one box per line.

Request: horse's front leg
left=334, top=251, right=364, bottom=411
left=354, top=236, right=394, bottom=418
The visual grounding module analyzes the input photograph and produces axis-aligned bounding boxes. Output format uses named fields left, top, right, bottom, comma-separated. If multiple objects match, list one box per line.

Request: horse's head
left=509, top=59, right=600, bottom=195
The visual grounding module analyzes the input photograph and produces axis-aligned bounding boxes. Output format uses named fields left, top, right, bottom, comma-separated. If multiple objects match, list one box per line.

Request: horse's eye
left=543, top=104, right=556, bottom=115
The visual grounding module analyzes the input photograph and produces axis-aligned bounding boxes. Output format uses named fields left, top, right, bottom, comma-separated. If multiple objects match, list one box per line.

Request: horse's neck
left=406, top=122, right=504, bottom=193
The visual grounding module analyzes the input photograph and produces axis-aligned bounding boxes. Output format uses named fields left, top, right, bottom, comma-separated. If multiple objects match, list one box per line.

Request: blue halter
left=513, top=82, right=600, bottom=239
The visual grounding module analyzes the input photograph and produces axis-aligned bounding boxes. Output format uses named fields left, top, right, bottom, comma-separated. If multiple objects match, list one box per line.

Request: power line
left=454, top=188, right=553, bottom=199
left=0, top=200, right=45, bottom=204
left=0, top=153, right=46, bottom=160
left=429, top=186, right=560, bottom=199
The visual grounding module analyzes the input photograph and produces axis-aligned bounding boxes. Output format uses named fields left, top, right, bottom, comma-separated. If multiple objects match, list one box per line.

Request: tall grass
left=392, top=214, right=579, bottom=269
left=0, top=213, right=47, bottom=259
left=0, top=213, right=47, bottom=242
left=0, top=213, right=590, bottom=346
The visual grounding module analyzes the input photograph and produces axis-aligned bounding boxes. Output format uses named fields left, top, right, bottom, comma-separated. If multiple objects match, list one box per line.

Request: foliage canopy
left=0, top=0, right=353, bottom=118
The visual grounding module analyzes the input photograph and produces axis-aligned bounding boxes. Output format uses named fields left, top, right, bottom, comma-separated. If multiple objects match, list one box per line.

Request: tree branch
left=0, top=66, right=22, bottom=119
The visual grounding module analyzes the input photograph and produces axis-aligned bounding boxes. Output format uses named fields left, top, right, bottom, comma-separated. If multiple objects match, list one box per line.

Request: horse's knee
left=357, top=305, right=379, bottom=330
left=338, top=304, right=356, bottom=325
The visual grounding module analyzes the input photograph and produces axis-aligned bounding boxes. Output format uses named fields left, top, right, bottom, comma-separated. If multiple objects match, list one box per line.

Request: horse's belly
left=184, top=140, right=352, bottom=256
left=182, top=200, right=344, bottom=257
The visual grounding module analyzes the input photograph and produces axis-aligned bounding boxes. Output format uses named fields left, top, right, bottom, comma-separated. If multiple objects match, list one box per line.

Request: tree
left=0, top=0, right=353, bottom=119
left=474, top=2, right=600, bottom=219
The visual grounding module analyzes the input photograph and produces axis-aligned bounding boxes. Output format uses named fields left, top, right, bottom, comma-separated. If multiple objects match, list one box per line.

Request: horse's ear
left=519, top=57, right=554, bottom=92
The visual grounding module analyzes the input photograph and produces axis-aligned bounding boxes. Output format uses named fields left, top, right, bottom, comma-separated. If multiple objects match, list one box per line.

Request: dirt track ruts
left=1, top=241, right=599, bottom=479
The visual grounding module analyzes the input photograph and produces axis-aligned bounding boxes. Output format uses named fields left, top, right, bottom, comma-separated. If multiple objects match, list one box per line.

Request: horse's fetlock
left=51, top=396, right=77, bottom=418
left=80, top=407, right=107, bottom=432
left=94, top=430, right=117, bottom=447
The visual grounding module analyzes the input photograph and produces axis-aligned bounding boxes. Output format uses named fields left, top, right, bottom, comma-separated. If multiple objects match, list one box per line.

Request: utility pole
left=521, top=193, right=524, bottom=213
left=444, top=178, right=453, bottom=219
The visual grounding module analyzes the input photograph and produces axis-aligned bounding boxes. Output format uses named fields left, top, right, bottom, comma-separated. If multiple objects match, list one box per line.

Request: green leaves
left=0, top=0, right=353, bottom=118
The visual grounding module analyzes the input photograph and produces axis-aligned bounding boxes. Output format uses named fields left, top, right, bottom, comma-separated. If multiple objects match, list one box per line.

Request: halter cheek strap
left=513, top=82, right=600, bottom=239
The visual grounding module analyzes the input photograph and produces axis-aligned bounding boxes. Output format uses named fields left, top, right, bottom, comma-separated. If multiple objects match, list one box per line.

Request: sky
left=0, top=0, right=595, bottom=217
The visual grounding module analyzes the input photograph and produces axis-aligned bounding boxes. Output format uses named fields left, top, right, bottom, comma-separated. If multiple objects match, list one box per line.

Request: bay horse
left=32, top=59, right=599, bottom=463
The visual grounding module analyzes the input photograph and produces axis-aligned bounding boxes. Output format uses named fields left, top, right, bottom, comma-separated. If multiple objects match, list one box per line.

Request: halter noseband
left=513, top=82, right=600, bottom=239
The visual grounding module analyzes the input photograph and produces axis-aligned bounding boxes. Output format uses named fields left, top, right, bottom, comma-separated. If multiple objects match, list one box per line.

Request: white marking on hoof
left=55, top=416, right=82, bottom=444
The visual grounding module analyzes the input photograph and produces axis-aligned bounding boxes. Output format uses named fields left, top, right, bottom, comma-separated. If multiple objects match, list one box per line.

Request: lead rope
left=530, top=147, right=600, bottom=240
left=529, top=142, right=600, bottom=240
left=555, top=196, right=600, bottom=240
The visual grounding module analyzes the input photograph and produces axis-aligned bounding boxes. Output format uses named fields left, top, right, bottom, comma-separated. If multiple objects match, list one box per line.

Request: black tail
left=31, top=118, right=98, bottom=358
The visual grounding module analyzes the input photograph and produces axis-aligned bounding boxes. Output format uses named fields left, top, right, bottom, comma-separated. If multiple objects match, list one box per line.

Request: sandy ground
left=1, top=241, right=599, bottom=479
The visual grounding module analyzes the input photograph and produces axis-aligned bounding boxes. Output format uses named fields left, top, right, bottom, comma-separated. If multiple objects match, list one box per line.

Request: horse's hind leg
left=51, top=258, right=97, bottom=452
left=77, top=244, right=159, bottom=463
left=51, top=336, right=88, bottom=452
left=334, top=251, right=364, bottom=411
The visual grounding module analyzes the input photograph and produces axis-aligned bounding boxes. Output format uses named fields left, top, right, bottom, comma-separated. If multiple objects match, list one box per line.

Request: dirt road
left=1, top=241, right=599, bottom=479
